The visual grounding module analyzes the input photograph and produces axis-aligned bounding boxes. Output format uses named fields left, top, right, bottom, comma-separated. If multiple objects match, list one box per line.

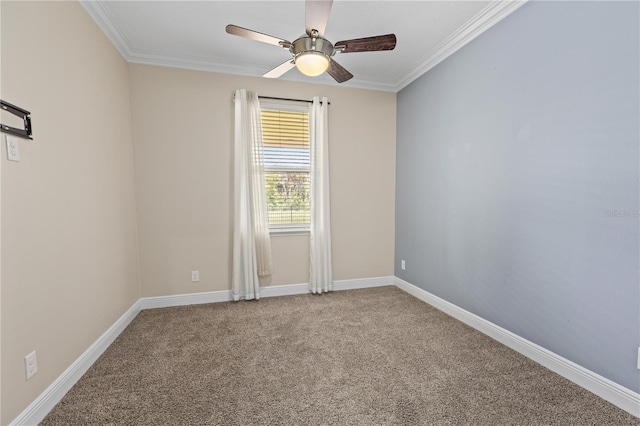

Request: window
left=260, top=105, right=310, bottom=233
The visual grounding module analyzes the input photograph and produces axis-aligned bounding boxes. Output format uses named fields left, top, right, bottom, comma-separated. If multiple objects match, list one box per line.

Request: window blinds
left=260, top=108, right=311, bottom=227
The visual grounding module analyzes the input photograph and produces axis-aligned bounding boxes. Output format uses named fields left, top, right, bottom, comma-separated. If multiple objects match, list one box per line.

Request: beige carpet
left=42, top=286, right=638, bottom=425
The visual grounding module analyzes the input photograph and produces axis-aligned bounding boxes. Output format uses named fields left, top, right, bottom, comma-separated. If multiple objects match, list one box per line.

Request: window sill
left=269, top=227, right=310, bottom=236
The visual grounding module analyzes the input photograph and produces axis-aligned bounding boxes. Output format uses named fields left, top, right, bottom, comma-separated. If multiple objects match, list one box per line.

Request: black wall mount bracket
left=1, top=99, right=32, bottom=140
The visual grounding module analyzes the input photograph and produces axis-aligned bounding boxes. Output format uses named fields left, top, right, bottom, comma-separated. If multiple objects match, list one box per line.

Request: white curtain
left=232, top=89, right=272, bottom=301
left=309, top=97, right=333, bottom=294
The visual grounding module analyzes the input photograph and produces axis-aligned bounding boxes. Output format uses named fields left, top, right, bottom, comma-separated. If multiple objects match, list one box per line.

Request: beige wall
left=129, top=64, right=396, bottom=297
left=1, top=1, right=396, bottom=420
left=1, top=2, right=140, bottom=423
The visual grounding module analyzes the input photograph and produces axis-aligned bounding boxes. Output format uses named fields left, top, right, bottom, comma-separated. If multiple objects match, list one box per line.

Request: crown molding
left=80, top=1, right=133, bottom=59
left=126, top=49, right=271, bottom=78
left=125, top=50, right=400, bottom=92
left=82, top=0, right=527, bottom=93
left=394, top=0, right=528, bottom=91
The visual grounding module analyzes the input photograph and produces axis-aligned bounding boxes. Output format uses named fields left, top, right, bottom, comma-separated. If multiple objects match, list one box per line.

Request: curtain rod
left=258, top=95, right=330, bottom=105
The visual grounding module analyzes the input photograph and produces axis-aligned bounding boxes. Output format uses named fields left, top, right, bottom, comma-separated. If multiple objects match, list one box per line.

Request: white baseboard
left=140, top=276, right=395, bottom=309
left=259, top=276, right=394, bottom=298
left=10, top=300, right=142, bottom=426
left=335, top=275, right=394, bottom=291
left=140, top=289, right=233, bottom=309
left=393, top=277, right=640, bottom=418
left=260, top=283, right=309, bottom=298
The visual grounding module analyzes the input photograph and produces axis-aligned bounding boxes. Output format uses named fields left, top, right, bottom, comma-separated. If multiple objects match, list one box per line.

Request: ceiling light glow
left=295, top=51, right=330, bottom=77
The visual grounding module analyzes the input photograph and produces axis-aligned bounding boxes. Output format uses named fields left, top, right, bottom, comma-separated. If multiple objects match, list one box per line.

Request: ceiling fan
left=225, top=0, right=396, bottom=83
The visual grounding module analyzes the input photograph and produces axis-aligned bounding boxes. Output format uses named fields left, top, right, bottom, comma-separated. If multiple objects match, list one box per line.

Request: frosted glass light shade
left=295, top=52, right=330, bottom=77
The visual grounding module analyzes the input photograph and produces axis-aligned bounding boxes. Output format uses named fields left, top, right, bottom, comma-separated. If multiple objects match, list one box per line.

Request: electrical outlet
left=401, top=260, right=406, bottom=270
left=191, top=270, right=200, bottom=282
left=25, top=351, right=37, bottom=380
left=6, top=135, right=20, bottom=162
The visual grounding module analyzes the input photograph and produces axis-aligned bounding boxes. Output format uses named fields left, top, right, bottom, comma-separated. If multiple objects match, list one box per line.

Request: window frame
left=260, top=101, right=311, bottom=235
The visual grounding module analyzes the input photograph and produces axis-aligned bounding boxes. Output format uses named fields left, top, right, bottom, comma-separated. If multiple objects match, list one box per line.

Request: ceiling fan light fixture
left=295, top=51, right=330, bottom=76
left=290, top=36, right=334, bottom=77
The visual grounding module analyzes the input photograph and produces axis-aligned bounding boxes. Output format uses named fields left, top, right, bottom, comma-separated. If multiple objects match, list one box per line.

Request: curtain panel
left=309, top=97, right=333, bottom=294
left=232, top=89, right=272, bottom=301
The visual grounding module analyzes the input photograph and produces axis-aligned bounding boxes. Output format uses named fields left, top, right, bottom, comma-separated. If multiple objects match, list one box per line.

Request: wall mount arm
left=1, top=99, right=32, bottom=140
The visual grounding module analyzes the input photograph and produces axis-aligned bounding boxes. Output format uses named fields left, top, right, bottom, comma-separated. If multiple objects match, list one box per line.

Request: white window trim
left=269, top=225, right=310, bottom=236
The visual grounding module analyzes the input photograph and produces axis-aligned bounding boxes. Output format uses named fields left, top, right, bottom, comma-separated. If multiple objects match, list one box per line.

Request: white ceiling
left=81, top=1, right=526, bottom=92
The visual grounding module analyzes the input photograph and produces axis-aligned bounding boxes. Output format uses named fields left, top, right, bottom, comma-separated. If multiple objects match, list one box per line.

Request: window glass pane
left=265, top=170, right=310, bottom=225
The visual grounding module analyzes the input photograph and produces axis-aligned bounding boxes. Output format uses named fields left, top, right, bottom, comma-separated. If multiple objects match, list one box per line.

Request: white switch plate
left=6, top=135, right=20, bottom=161
left=637, top=347, right=640, bottom=370
left=401, top=260, right=406, bottom=270
left=191, top=270, right=200, bottom=282
left=25, top=351, right=37, bottom=380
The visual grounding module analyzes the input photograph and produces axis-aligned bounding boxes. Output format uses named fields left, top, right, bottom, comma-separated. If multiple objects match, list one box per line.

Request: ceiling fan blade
left=335, top=34, right=397, bottom=53
left=263, top=59, right=296, bottom=79
left=305, top=0, right=333, bottom=37
left=327, top=60, right=353, bottom=83
left=226, top=25, right=291, bottom=48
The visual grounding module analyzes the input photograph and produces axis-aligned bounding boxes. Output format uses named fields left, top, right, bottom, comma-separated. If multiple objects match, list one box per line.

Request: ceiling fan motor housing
left=290, top=36, right=334, bottom=61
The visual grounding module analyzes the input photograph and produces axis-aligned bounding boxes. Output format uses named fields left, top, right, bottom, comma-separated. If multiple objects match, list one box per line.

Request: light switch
left=6, top=135, right=20, bottom=161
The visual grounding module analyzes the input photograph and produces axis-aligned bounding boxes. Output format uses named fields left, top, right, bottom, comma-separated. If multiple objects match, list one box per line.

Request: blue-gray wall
left=395, top=1, right=639, bottom=392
